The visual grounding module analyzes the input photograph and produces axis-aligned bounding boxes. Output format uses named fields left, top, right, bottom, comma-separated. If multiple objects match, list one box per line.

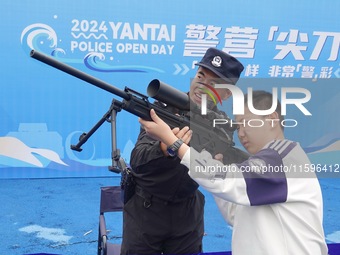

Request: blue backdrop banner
left=1, top=0, right=339, bottom=178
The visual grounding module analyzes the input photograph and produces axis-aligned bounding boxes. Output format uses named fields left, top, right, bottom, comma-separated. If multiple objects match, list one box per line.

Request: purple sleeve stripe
left=273, top=140, right=290, bottom=152
left=268, top=140, right=281, bottom=149
left=241, top=148, right=288, bottom=206
left=267, top=139, right=297, bottom=159
left=278, top=141, right=297, bottom=159
left=243, top=173, right=288, bottom=206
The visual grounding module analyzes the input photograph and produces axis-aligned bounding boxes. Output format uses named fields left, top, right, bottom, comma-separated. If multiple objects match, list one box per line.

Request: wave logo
left=20, top=23, right=59, bottom=53
left=198, top=82, right=223, bottom=115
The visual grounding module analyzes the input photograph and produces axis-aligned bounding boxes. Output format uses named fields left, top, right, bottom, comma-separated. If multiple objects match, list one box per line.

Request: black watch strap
left=166, top=139, right=184, bottom=157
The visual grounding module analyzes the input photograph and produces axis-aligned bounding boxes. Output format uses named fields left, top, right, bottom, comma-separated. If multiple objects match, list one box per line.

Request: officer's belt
left=134, top=185, right=194, bottom=205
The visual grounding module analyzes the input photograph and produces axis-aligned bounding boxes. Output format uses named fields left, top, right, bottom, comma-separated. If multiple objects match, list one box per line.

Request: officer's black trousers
left=121, top=189, right=205, bottom=255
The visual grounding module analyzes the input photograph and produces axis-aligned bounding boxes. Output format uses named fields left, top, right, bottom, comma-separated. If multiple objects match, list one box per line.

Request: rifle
left=30, top=50, right=241, bottom=160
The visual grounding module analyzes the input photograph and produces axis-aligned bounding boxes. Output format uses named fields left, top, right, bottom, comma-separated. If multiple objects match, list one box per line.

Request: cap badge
left=211, top=56, right=222, bottom=67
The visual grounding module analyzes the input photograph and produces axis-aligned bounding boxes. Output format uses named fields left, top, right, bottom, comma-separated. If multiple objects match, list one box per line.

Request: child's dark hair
left=244, top=90, right=285, bottom=130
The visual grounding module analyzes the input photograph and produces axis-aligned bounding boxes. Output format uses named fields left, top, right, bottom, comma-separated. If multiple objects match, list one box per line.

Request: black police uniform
left=121, top=102, right=248, bottom=255
left=121, top=102, right=204, bottom=255
left=121, top=47, right=248, bottom=255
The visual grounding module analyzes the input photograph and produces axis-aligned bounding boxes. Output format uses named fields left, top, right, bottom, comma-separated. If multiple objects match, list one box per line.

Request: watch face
left=167, top=148, right=176, bottom=157
left=166, top=139, right=183, bottom=157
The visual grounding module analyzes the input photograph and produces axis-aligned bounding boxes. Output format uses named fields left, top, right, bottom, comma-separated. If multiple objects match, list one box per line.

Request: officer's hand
left=214, top=153, right=223, bottom=162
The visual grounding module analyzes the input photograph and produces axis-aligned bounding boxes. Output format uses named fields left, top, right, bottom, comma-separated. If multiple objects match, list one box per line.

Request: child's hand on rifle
left=139, top=109, right=192, bottom=148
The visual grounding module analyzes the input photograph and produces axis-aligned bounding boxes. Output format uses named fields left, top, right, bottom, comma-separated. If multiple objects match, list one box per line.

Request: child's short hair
left=244, top=90, right=285, bottom=130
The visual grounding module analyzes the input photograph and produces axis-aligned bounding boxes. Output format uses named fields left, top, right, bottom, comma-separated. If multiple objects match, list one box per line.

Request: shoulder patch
left=248, top=158, right=267, bottom=173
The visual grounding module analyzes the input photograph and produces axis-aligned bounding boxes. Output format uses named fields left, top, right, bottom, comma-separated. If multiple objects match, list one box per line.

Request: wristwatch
left=166, top=139, right=184, bottom=157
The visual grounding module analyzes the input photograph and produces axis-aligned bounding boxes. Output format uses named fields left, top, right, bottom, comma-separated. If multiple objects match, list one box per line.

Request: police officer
left=121, top=48, right=247, bottom=255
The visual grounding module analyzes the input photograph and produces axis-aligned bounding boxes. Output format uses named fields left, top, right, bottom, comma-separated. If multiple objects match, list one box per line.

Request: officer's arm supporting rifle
left=30, top=50, right=235, bottom=156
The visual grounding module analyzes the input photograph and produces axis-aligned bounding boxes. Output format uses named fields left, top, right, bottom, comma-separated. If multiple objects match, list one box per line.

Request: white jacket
left=181, top=139, right=328, bottom=255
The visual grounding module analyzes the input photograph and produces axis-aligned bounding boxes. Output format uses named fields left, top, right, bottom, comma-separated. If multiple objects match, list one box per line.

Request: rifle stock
left=30, top=50, right=238, bottom=156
